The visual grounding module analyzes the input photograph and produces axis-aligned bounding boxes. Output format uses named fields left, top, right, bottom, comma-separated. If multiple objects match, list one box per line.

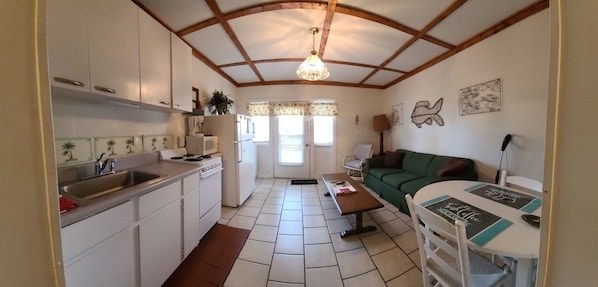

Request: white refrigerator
left=202, top=114, right=257, bottom=207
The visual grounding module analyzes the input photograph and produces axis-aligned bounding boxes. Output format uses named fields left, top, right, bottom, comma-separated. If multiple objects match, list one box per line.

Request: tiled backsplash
left=55, top=135, right=173, bottom=166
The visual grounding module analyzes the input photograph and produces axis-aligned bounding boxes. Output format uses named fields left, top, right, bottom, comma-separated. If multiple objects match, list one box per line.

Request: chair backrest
left=353, top=144, right=374, bottom=160
left=406, top=195, right=473, bottom=287
left=499, top=170, right=543, bottom=195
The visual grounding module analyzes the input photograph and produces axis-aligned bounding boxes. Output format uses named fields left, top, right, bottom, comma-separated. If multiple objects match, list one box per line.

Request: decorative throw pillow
left=437, top=158, right=471, bottom=177
left=384, top=151, right=404, bottom=168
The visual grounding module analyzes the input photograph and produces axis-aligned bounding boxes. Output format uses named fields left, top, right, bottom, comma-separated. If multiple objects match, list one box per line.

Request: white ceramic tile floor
left=222, top=178, right=423, bottom=286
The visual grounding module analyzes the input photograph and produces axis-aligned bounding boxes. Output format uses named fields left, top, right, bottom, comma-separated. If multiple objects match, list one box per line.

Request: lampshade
left=373, top=114, right=391, bottom=132
left=296, top=27, right=330, bottom=81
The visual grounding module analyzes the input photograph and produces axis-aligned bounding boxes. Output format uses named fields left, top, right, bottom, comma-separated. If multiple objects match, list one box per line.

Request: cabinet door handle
left=54, top=77, right=84, bottom=87
left=94, top=86, right=116, bottom=94
left=159, top=101, right=170, bottom=106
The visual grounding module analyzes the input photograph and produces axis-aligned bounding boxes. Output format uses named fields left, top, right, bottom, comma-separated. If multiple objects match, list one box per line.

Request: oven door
left=199, top=167, right=222, bottom=216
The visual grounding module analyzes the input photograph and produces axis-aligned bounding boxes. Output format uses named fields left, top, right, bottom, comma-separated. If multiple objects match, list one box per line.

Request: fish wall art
left=410, top=98, right=445, bottom=128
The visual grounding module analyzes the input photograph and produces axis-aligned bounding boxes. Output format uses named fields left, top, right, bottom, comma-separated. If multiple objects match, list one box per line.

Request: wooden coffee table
left=322, top=173, right=384, bottom=237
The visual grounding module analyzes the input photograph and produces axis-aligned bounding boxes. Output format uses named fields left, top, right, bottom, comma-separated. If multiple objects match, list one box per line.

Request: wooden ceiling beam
left=318, top=0, right=337, bottom=58
left=360, top=0, right=467, bottom=85
left=205, top=0, right=265, bottom=82
left=384, top=0, right=549, bottom=88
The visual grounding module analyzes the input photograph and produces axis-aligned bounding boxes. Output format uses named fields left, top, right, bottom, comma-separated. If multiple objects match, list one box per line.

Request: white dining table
left=413, top=180, right=541, bottom=287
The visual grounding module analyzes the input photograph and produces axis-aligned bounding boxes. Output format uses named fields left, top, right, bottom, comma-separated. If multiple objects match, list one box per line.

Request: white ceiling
left=136, top=0, right=547, bottom=89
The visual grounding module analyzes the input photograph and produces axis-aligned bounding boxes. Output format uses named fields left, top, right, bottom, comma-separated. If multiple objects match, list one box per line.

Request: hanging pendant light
left=296, top=27, right=330, bottom=81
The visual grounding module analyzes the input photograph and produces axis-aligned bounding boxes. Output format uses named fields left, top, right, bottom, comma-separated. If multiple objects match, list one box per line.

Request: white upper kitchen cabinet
left=170, top=33, right=193, bottom=112
left=47, top=0, right=90, bottom=94
left=139, top=9, right=172, bottom=109
left=88, top=0, right=140, bottom=102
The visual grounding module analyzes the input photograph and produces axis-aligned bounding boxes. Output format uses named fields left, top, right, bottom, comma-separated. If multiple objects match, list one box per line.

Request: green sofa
left=364, top=149, right=478, bottom=214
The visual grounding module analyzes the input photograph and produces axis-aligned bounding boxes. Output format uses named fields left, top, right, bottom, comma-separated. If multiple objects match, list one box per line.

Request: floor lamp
left=373, top=114, right=391, bottom=156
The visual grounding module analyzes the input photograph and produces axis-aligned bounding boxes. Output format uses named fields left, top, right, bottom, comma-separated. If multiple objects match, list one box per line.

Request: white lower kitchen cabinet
left=138, top=181, right=182, bottom=287
left=182, top=172, right=200, bottom=258
left=64, top=229, right=136, bottom=287
left=61, top=201, right=135, bottom=287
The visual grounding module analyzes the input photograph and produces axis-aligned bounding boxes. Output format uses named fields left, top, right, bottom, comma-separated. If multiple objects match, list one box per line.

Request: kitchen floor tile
left=303, top=227, right=331, bottom=244
left=371, top=247, right=414, bottom=281
left=304, top=243, right=337, bottom=268
left=386, top=267, right=424, bottom=287
left=305, top=266, right=343, bottom=287
left=302, top=205, right=323, bottom=215
left=393, top=230, right=418, bottom=254
left=302, top=197, right=321, bottom=206
left=303, top=215, right=326, bottom=228
left=248, top=224, right=278, bottom=242
left=238, top=239, right=275, bottom=265
left=224, top=259, right=270, bottom=287
left=244, top=198, right=266, bottom=208
left=265, top=197, right=284, bottom=205
left=261, top=204, right=283, bottom=214
left=256, top=213, right=281, bottom=226
left=284, top=194, right=302, bottom=202
left=361, top=231, right=396, bottom=256
left=221, top=206, right=237, bottom=219
left=269, top=254, right=305, bottom=283
left=342, top=269, right=386, bottom=287
left=281, top=209, right=303, bottom=220
left=278, top=220, right=303, bottom=235
left=336, top=247, right=376, bottom=279
left=326, top=218, right=353, bottom=234
left=236, top=206, right=262, bottom=217
left=369, top=209, right=398, bottom=224
left=228, top=215, right=257, bottom=230
left=275, top=234, right=304, bottom=255
left=267, top=281, right=305, bottom=287
left=323, top=208, right=343, bottom=220
left=330, top=232, right=364, bottom=252
left=380, top=218, right=411, bottom=237
left=283, top=201, right=302, bottom=210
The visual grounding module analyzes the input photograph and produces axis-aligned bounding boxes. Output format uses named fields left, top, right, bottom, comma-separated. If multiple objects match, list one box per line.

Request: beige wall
left=539, top=1, right=598, bottom=286
left=236, top=85, right=384, bottom=176
left=382, top=10, right=550, bottom=183
left=0, top=0, right=63, bottom=286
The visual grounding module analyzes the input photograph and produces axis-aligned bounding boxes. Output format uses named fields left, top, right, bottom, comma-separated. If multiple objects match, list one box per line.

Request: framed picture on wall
left=458, top=78, right=502, bottom=116
left=391, top=103, right=403, bottom=125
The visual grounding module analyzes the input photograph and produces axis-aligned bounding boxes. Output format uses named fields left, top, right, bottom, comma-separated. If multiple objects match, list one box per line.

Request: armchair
left=342, top=144, right=373, bottom=181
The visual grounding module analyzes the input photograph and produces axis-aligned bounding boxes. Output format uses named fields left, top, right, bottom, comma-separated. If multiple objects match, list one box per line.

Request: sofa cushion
left=384, top=151, right=404, bottom=168
left=402, top=151, right=434, bottom=176
left=382, top=171, right=423, bottom=189
left=400, top=177, right=438, bottom=196
left=437, top=157, right=472, bottom=177
left=369, top=168, right=402, bottom=180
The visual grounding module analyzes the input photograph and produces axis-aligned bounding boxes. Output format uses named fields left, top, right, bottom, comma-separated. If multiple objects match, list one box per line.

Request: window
left=278, top=115, right=304, bottom=165
left=252, top=116, right=269, bottom=142
left=313, top=116, right=334, bottom=146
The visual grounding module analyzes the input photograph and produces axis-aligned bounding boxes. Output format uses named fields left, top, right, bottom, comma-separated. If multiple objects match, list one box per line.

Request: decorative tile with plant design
left=55, top=138, right=94, bottom=165
left=143, top=135, right=173, bottom=152
left=94, top=136, right=144, bottom=159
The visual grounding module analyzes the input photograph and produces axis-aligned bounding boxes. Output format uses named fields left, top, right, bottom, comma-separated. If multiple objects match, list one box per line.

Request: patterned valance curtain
left=309, top=102, right=338, bottom=116
left=247, top=101, right=337, bottom=116
left=272, top=102, right=310, bottom=116
left=246, top=102, right=271, bottom=116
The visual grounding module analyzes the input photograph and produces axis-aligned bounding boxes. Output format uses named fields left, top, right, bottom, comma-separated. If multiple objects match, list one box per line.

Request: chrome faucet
left=95, top=153, right=116, bottom=175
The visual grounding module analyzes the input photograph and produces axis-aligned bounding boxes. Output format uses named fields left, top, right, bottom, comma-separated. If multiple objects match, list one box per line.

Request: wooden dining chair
left=406, top=195, right=510, bottom=287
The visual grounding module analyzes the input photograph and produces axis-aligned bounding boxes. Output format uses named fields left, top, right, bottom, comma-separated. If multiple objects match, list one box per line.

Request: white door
left=274, top=115, right=310, bottom=178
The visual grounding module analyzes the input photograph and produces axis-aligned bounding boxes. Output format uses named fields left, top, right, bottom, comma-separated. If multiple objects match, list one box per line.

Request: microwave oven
left=185, top=135, right=218, bottom=155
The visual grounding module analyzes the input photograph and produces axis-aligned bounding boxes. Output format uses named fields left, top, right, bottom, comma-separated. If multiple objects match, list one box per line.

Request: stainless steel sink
left=59, top=170, right=162, bottom=204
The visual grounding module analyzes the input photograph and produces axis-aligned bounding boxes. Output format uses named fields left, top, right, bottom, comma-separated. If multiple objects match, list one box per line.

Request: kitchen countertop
left=60, top=161, right=200, bottom=227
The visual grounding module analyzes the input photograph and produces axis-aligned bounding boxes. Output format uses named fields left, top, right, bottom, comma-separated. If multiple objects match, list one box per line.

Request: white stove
left=160, top=147, right=222, bottom=240
left=159, top=148, right=222, bottom=176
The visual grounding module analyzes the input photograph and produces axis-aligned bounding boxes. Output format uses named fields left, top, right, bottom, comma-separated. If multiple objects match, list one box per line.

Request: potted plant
left=207, top=89, right=234, bottom=115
